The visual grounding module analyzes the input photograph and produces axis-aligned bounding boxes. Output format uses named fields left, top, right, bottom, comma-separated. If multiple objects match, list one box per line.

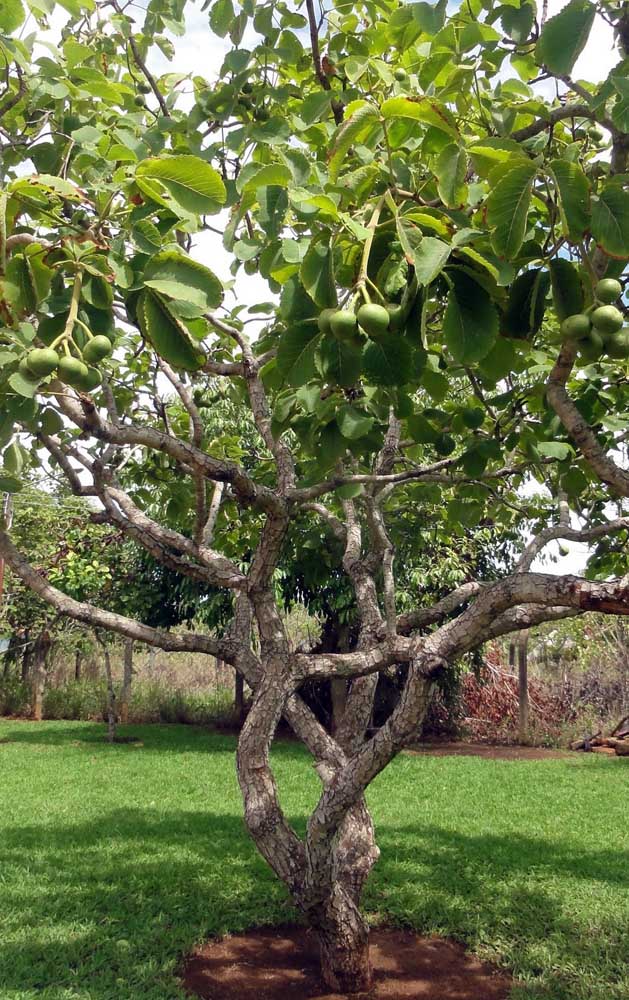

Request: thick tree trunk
left=309, top=886, right=372, bottom=993
left=21, top=629, right=31, bottom=682
left=120, top=638, right=133, bottom=724
left=74, top=648, right=82, bottom=682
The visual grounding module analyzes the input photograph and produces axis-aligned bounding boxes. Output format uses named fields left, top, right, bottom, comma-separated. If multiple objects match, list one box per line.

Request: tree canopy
left=0, top=0, right=628, bottom=991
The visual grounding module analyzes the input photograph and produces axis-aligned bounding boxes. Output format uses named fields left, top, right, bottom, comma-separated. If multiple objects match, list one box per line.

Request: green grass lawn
left=0, top=721, right=627, bottom=1000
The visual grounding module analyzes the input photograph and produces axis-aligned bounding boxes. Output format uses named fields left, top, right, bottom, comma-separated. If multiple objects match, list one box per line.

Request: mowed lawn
left=0, top=721, right=627, bottom=1000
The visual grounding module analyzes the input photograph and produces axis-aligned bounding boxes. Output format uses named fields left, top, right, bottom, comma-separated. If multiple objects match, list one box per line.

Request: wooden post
left=119, top=638, right=133, bottom=724
left=518, top=629, right=530, bottom=741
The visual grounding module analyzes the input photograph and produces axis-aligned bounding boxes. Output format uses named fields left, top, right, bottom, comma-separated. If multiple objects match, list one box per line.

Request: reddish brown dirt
left=406, top=741, right=571, bottom=760
left=181, top=925, right=513, bottom=1000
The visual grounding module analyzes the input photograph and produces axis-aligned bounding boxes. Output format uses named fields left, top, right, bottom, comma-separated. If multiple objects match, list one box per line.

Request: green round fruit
left=138, top=82, right=151, bottom=95
left=594, top=278, right=622, bottom=305
left=133, top=95, right=145, bottom=107
left=386, top=303, right=405, bottom=332
left=461, top=406, right=485, bottom=430
left=591, top=305, right=624, bottom=336
left=605, top=327, right=629, bottom=360
left=18, top=357, right=36, bottom=379
left=242, top=81, right=254, bottom=94
left=317, top=308, right=337, bottom=335
left=254, top=105, right=270, bottom=121
left=357, top=302, right=390, bottom=340
left=243, top=258, right=257, bottom=275
left=329, top=310, right=358, bottom=340
left=58, top=356, right=88, bottom=387
left=83, top=335, right=113, bottom=364
left=433, top=432, right=456, bottom=456
left=588, top=127, right=604, bottom=142
left=26, top=348, right=59, bottom=377
left=394, top=68, right=407, bottom=81
left=561, top=313, right=591, bottom=341
left=75, top=366, right=102, bottom=392
left=579, top=328, right=605, bottom=362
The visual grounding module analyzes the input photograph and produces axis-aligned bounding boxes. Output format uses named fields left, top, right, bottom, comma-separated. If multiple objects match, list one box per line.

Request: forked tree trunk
left=119, top=639, right=133, bottom=724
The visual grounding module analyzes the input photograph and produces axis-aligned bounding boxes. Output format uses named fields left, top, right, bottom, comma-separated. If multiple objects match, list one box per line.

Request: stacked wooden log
left=570, top=716, right=629, bottom=756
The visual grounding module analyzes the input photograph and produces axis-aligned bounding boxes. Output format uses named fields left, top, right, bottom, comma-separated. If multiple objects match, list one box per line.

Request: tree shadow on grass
left=368, top=822, right=629, bottom=1000
left=0, top=807, right=295, bottom=999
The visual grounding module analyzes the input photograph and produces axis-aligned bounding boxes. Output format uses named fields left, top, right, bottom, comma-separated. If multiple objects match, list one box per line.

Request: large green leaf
left=548, top=160, right=590, bottom=241
left=362, top=337, right=413, bottom=386
left=591, top=182, right=629, bottom=258
left=135, top=156, right=226, bottom=215
left=317, top=337, right=362, bottom=388
left=408, top=234, right=451, bottom=284
left=434, top=144, right=468, bottom=208
left=277, top=324, right=322, bottom=387
left=381, top=96, right=459, bottom=139
left=0, top=0, right=24, bottom=32
left=535, top=0, right=596, bottom=75
left=328, top=103, right=380, bottom=183
left=501, top=1, right=535, bottom=44
left=487, top=162, right=537, bottom=259
left=443, top=272, right=499, bottom=363
left=337, top=404, right=374, bottom=440
left=502, top=268, right=550, bottom=339
left=549, top=259, right=584, bottom=322
left=300, top=239, right=337, bottom=309
left=138, top=291, right=206, bottom=371
left=143, top=251, right=223, bottom=312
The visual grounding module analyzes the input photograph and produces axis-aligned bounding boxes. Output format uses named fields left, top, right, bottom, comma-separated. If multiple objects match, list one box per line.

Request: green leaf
left=317, top=337, right=362, bottom=388
left=502, top=268, right=550, bottom=339
left=591, top=182, right=629, bottom=258
left=0, top=0, right=24, bottom=31
left=434, top=144, right=468, bottom=208
left=132, top=219, right=163, bottom=254
left=411, top=0, right=447, bottom=34
left=501, top=1, right=535, bottom=44
left=144, top=251, right=223, bottom=312
left=300, top=239, right=337, bottom=309
left=487, top=162, right=537, bottom=258
left=135, top=156, right=226, bottom=215
left=535, top=0, right=596, bottom=76
left=8, top=371, right=40, bottom=398
left=443, top=272, right=499, bottom=363
left=381, top=96, right=459, bottom=139
left=209, top=0, right=234, bottom=36
left=362, top=338, right=413, bottom=387
left=407, top=412, right=439, bottom=444
left=0, top=474, right=23, bottom=493
left=336, top=405, right=374, bottom=440
left=138, top=291, right=206, bottom=371
left=328, top=103, right=379, bottom=183
left=412, top=236, right=451, bottom=284
left=276, top=324, right=322, bottom=387
left=549, top=259, right=584, bottom=322
left=537, top=441, right=574, bottom=460
left=548, top=159, right=590, bottom=241
left=238, top=163, right=293, bottom=194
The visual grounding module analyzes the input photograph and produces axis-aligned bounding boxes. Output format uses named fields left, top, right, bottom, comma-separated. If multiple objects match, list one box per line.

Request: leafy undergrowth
left=0, top=721, right=627, bottom=1000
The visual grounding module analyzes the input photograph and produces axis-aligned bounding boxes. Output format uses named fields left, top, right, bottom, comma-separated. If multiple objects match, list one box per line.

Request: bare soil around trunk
left=406, top=741, right=572, bottom=760
left=181, top=925, right=512, bottom=1000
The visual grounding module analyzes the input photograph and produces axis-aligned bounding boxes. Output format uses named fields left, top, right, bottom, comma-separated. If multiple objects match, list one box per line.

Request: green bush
left=0, top=678, right=29, bottom=717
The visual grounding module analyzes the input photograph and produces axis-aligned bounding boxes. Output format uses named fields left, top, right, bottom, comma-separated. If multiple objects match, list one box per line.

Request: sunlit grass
left=0, top=720, right=627, bottom=999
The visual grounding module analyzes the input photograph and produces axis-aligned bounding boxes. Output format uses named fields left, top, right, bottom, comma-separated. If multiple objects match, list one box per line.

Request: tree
left=0, top=0, right=628, bottom=990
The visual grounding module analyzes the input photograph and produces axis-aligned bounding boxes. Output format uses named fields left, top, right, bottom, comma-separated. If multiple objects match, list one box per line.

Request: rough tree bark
left=31, top=630, right=52, bottom=721
left=119, top=638, right=133, bottom=725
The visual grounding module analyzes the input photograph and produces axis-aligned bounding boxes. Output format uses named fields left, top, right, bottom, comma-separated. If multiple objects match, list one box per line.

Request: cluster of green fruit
left=560, top=279, right=627, bottom=361
left=19, top=333, right=113, bottom=391
left=318, top=302, right=403, bottom=342
left=237, top=81, right=269, bottom=121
